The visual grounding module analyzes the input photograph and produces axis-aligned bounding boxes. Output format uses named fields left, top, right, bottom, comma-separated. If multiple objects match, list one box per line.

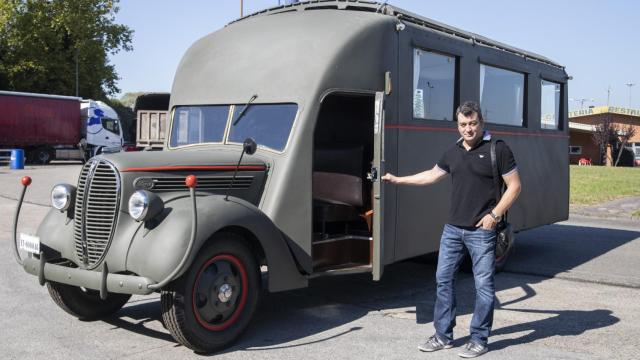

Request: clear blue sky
left=111, top=0, right=640, bottom=111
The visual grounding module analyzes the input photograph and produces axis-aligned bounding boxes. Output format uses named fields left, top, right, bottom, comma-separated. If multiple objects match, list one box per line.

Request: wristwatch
left=490, top=210, right=502, bottom=222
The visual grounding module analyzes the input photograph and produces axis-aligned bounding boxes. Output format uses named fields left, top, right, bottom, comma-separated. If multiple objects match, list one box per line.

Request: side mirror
left=243, top=138, right=257, bottom=155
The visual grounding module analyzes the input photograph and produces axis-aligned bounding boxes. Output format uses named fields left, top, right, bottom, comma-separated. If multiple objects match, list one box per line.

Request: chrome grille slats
left=73, top=159, right=120, bottom=268
left=141, top=175, right=254, bottom=192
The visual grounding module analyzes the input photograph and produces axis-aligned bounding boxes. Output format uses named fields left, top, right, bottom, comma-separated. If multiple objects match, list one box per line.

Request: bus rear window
left=541, top=80, right=561, bottom=130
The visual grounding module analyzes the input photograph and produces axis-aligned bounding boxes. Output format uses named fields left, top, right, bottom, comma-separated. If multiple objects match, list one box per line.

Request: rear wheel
left=29, top=147, right=53, bottom=164
left=161, top=233, right=261, bottom=353
left=46, top=282, right=131, bottom=320
left=495, top=233, right=515, bottom=272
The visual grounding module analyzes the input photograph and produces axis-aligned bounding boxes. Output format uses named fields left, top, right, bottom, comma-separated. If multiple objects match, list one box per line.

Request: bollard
left=10, top=149, right=25, bottom=170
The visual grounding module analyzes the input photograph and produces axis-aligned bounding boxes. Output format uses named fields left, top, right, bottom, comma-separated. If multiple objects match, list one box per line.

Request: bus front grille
left=73, top=159, right=120, bottom=268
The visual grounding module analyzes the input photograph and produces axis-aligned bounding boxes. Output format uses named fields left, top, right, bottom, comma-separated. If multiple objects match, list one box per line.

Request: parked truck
left=0, top=91, right=123, bottom=163
left=135, top=92, right=170, bottom=149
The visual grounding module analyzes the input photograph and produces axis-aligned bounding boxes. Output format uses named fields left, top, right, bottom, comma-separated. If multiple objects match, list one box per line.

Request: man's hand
left=475, top=213, right=497, bottom=230
left=382, top=173, right=397, bottom=183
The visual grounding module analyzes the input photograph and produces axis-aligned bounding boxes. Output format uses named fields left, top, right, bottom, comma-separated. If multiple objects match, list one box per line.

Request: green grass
left=570, top=165, right=640, bottom=205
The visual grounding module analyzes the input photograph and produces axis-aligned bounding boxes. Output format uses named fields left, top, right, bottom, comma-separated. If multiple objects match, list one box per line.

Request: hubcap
left=218, top=283, right=233, bottom=303
left=192, top=254, right=249, bottom=331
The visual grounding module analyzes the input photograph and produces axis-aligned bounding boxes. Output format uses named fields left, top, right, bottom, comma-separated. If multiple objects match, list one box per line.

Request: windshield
left=170, top=105, right=230, bottom=147
left=169, top=103, right=298, bottom=152
left=229, top=104, right=297, bottom=152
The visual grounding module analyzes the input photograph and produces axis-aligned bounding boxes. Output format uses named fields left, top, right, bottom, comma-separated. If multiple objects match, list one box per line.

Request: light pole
left=569, top=98, right=594, bottom=110
left=626, top=82, right=636, bottom=108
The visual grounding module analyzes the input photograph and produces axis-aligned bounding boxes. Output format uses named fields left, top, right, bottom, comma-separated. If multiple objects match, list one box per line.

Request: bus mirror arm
left=225, top=137, right=257, bottom=201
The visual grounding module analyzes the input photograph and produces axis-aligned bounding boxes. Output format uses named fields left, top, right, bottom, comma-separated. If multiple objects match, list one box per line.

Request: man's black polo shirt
left=436, top=132, right=517, bottom=227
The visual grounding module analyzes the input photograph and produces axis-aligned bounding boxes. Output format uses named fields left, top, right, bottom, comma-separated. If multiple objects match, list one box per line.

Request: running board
left=309, top=264, right=372, bottom=278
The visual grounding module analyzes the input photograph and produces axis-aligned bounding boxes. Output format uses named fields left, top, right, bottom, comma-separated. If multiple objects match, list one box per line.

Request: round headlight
left=128, top=190, right=164, bottom=222
left=128, top=191, right=149, bottom=221
left=51, top=184, right=75, bottom=211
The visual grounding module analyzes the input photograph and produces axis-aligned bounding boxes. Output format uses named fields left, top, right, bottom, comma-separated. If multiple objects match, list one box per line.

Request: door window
left=101, top=118, right=121, bottom=135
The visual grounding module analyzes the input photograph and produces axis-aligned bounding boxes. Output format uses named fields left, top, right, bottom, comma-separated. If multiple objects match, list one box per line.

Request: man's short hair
left=456, top=101, right=483, bottom=123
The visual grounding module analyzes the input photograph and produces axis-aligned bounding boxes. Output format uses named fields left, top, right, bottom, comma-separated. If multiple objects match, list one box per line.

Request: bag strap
left=490, top=140, right=506, bottom=220
left=490, top=140, right=500, bottom=202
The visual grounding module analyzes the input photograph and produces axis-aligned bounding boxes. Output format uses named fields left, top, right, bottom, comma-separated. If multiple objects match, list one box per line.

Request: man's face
left=457, top=112, right=483, bottom=144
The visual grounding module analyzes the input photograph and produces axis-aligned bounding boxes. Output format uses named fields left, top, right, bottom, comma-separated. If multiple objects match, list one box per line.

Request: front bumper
left=23, top=255, right=155, bottom=295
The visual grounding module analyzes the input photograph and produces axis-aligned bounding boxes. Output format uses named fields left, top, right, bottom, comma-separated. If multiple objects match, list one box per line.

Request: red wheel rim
left=191, top=254, right=249, bottom=331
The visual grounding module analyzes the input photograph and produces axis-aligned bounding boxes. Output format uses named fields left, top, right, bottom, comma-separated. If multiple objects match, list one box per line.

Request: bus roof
left=233, top=0, right=563, bottom=70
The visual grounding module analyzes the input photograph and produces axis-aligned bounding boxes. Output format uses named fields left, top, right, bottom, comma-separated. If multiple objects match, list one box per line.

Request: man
left=382, top=101, right=521, bottom=358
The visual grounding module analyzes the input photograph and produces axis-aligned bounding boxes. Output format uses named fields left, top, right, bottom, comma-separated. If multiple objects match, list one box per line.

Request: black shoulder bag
left=490, top=140, right=514, bottom=261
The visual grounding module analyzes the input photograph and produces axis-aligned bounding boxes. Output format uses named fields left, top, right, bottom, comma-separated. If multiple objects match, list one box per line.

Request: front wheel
left=161, top=233, right=261, bottom=353
left=47, top=282, right=131, bottom=320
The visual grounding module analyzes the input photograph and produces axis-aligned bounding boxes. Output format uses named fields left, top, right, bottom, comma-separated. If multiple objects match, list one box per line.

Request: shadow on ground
left=507, top=223, right=640, bottom=285
left=100, top=223, right=636, bottom=353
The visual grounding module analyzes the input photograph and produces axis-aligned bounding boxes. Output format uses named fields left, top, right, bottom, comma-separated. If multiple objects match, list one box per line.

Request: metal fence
left=0, top=149, right=11, bottom=165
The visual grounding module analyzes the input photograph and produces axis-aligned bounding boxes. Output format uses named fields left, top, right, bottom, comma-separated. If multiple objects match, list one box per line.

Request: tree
left=613, top=124, right=637, bottom=167
left=119, top=91, right=145, bottom=109
left=591, top=115, right=617, bottom=165
left=0, top=0, right=132, bottom=99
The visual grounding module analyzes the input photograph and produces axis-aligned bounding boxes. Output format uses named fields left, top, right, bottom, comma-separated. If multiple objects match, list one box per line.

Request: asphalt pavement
left=1, top=164, right=639, bottom=359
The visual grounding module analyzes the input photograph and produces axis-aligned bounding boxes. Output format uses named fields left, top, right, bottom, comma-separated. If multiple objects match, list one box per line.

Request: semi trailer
left=0, top=91, right=123, bottom=163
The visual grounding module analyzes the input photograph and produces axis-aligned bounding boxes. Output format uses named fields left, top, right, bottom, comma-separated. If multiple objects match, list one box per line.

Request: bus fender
left=126, top=194, right=308, bottom=292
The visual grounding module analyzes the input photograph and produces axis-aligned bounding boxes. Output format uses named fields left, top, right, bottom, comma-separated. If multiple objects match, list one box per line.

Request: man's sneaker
left=457, top=341, right=488, bottom=358
left=418, top=335, right=453, bottom=352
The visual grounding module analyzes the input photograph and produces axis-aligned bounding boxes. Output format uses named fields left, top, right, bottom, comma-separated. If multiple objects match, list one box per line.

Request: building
left=568, top=106, right=640, bottom=166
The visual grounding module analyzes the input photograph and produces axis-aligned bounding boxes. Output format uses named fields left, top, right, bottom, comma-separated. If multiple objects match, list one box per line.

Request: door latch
left=367, top=167, right=378, bottom=182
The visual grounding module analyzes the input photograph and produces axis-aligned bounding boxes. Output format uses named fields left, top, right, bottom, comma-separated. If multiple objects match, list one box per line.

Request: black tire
left=46, top=282, right=131, bottom=320
left=495, top=233, right=515, bottom=272
left=31, top=147, right=53, bottom=164
left=161, top=233, right=261, bottom=353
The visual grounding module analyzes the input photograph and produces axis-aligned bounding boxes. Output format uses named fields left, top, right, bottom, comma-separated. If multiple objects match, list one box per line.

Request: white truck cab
left=80, top=100, right=124, bottom=157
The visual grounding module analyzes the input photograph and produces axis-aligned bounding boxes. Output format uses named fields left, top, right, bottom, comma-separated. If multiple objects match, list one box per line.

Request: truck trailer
left=134, top=92, right=170, bottom=149
left=0, top=91, right=123, bottom=163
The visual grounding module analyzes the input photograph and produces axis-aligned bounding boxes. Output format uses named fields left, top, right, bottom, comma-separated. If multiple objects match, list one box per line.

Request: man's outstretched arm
left=382, top=165, right=448, bottom=186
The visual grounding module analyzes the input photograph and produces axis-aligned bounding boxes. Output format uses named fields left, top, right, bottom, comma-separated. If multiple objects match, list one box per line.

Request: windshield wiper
left=233, top=94, right=258, bottom=126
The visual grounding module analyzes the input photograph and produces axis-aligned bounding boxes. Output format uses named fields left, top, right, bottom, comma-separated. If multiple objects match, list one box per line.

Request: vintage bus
left=13, top=1, right=568, bottom=353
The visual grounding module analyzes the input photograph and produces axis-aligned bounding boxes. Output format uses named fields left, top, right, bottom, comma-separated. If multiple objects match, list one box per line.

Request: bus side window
left=479, top=64, right=525, bottom=127
left=413, top=49, right=456, bottom=121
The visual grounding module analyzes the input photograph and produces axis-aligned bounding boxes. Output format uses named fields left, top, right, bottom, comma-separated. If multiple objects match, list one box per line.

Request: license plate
left=19, top=233, right=40, bottom=254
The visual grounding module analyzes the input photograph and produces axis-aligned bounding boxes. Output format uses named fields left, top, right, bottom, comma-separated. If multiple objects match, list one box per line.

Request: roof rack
left=230, top=0, right=564, bottom=70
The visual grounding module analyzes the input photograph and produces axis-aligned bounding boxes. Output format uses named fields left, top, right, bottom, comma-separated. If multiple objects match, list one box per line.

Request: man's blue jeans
left=433, top=223, right=496, bottom=347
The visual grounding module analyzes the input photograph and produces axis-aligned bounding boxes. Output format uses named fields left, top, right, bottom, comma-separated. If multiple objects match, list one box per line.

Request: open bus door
left=372, top=91, right=385, bottom=281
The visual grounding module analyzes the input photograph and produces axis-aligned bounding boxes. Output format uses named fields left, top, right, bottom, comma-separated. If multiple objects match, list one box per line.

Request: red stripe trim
left=385, top=124, right=570, bottom=139
left=120, top=165, right=266, bottom=172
